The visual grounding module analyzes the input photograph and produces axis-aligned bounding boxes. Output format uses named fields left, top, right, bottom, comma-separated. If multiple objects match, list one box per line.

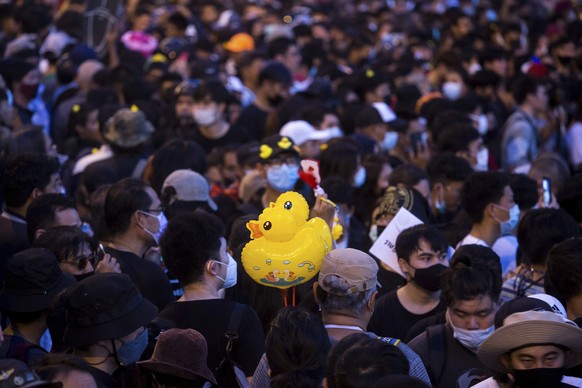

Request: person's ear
left=322, top=377, right=328, bottom=388
left=313, top=282, right=320, bottom=304
left=501, top=354, right=512, bottom=371
left=31, top=187, right=43, bottom=199
left=34, top=228, right=45, bottom=242
left=455, top=149, right=471, bottom=162
left=398, top=258, right=410, bottom=279
left=368, top=290, right=378, bottom=311
left=217, top=102, right=227, bottom=114
left=206, top=258, right=219, bottom=275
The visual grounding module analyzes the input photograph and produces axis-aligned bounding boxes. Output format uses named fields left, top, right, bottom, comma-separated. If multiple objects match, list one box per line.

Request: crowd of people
left=0, top=0, right=582, bottom=386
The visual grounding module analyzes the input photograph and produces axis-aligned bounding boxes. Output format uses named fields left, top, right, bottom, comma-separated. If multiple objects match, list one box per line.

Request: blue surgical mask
left=353, top=166, right=366, bottom=188
left=266, top=164, right=299, bottom=192
left=495, top=204, right=520, bottom=235
left=115, top=328, right=148, bottom=366
left=383, top=131, right=399, bottom=151
left=139, top=211, right=168, bottom=245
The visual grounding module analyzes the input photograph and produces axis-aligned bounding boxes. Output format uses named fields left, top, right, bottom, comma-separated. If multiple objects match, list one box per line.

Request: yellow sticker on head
left=277, top=137, right=292, bottom=149
left=260, top=144, right=273, bottom=159
left=130, top=105, right=139, bottom=112
left=366, top=69, right=375, bottom=78
left=320, top=143, right=328, bottom=151
left=151, top=53, right=168, bottom=63
left=72, top=104, right=80, bottom=113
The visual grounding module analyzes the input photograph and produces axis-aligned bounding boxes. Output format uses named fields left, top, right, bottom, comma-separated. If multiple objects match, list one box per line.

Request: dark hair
left=429, top=110, right=472, bottom=143
left=167, top=11, right=189, bottom=31
left=557, top=173, right=582, bottom=223
left=5, top=126, right=49, bottom=157
left=192, top=80, right=231, bottom=104
left=266, top=307, right=330, bottom=388
left=34, top=226, right=92, bottom=264
left=321, top=177, right=354, bottom=206
left=267, top=37, right=296, bottom=59
left=13, top=3, right=52, bottom=34
left=1, top=153, right=60, bottom=208
left=26, top=194, right=76, bottom=244
left=511, top=75, right=544, bottom=105
left=461, top=172, right=510, bottom=223
left=104, top=178, right=153, bottom=236
left=160, top=211, right=225, bottom=286
left=395, top=224, right=448, bottom=263
left=470, top=70, right=501, bottom=89
left=258, top=61, right=292, bottom=87
left=329, top=333, right=409, bottom=387
left=516, top=209, right=579, bottom=266
left=443, top=245, right=502, bottom=306
left=509, top=174, right=538, bottom=211
left=67, top=102, right=97, bottom=138
left=436, top=124, right=480, bottom=154
left=319, top=140, right=361, bottom=183
left=547, top=238, right=582, bottom=300
left=149, top=139, right=207, bottom=195
left=389, top=164, right=428, bottom=188
left=426, top=154, right=473, bottom=186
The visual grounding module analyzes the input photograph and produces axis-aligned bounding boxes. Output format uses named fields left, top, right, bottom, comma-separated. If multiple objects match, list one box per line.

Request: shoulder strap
left=427, top=324, right=447, bottom=386
left=225, top=304, right=245, bottom=356
left=131, top=158, right=148, bottom=179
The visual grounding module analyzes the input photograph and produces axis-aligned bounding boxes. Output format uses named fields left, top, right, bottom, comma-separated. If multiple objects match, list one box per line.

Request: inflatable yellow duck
left=242, top=192, right=333, bottom=289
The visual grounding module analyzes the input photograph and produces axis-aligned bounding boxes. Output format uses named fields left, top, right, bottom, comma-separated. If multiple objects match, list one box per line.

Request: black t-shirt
left=155, top=299, right=265, bottom=385
left=368, top=289, right=446, bottom=340
left=376, top=264, right=406, bottom=298
left=193, top=123, right=252, bottom=155
left=105, top=247, right=174, bottom=311
left=236, top=104, right=269, bottom=141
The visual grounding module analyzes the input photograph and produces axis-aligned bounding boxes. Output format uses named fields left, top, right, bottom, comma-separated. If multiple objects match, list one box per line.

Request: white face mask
left=139, top=211, right=168, bottom=245
left=473, top=148, right=489, bottom=172
left=472, top=114, right=488, bottom=135
left=442, top=82, right=462, bottom=100
left=214, top=253, right=237, bottom=288
left=448, top=311, right=494, bottom=350
left=495, top=204, right=520, bottom=235
left=382, top=131, right=399, bottom=151
left=353, top=166, right=366, bottom=188
left=193, top=106, right=218, bottom=127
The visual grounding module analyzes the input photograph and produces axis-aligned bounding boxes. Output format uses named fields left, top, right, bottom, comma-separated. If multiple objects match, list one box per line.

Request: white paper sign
left=369, top=208, right=423, bottom=278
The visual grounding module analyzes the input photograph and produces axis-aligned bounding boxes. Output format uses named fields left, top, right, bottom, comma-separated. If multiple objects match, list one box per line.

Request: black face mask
left=512, top=367, right=565, bottom=388
left=411, top=263, right=447, bottom=292
left=74, top=271, right=95, bottom=282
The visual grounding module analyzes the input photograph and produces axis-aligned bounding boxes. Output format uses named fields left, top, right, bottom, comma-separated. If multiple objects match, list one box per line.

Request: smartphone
left=542, top=177, right=551, bottom=207
left=96, top=243, right=106, bottom=263
left=410, top=132, right=427, bottom=155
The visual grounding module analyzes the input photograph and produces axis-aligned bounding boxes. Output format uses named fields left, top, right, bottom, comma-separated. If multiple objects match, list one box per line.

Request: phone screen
left=542, top=177, right=551, bottom=207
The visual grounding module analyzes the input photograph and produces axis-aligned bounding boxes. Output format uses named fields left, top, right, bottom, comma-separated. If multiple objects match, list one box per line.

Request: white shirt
left=492, top=235, right=518, bottom=277
left=473, top=375, right=582, bottom=387
left=457, top=234, right=489, bottom=249
left=72, top=145, right=113, bottom=175
left=568, top=121, right=582, bottom=168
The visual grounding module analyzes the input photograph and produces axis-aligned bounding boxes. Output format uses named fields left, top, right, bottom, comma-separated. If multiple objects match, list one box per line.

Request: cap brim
left=477, top=321, right=582, bottom=373
left=207, top=197, right=218, bottom=211
left=138, top=360, right=217, bottom=384
left=64, top=295, right=158, bottom=347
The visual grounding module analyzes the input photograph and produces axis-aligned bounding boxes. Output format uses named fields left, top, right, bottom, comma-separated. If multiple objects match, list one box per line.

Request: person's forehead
left=511, top=344, right=566, bottom=357
left=452, top=295, right=493, bottom=311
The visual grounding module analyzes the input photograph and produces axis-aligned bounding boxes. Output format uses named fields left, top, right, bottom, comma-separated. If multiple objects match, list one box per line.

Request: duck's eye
left=284, top=201, right=292, bottom=210
left=263, top=221, right=272, bottom=230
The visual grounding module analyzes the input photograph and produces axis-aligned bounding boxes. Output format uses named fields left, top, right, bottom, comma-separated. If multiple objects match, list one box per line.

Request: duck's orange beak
left=247, top=221, right=263, bottom=239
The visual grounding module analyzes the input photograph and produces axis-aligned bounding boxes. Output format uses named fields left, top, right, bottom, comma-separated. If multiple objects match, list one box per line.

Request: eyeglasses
left=62, top=253, right=97, bottom=271
left=268, top=157, right=299, bottom=167
left=145, top=207, right=164, bottom=215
